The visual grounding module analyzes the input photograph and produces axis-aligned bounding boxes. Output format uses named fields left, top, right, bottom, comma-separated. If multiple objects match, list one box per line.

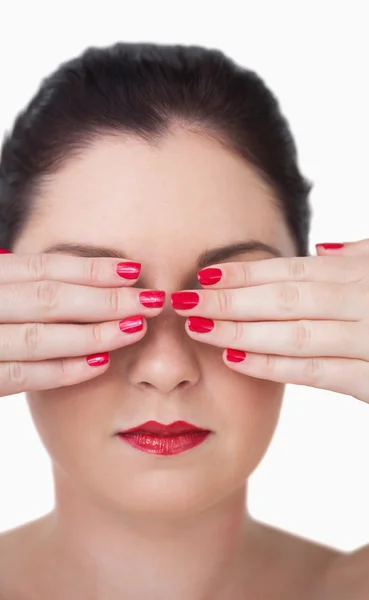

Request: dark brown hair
left=0, top=42, right=312, bottom=254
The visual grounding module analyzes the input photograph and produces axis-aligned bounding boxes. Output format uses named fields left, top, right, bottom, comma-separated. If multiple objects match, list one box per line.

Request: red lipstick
left=117, top=420, right=210, bottom=455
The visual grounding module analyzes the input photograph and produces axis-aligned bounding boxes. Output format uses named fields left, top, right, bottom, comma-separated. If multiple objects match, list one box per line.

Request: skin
left=0, top=126, right=343, bottom=599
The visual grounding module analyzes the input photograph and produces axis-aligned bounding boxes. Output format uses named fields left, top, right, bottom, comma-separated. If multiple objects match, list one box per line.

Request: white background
left=0, top=1, right=368, bottom=552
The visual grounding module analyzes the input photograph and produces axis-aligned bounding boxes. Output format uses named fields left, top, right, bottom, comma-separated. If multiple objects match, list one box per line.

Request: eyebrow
left=42, top=240, right=282, bottom=270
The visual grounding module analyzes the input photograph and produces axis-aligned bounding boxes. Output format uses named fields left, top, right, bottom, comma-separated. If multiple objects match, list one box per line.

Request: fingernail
left=139, top=290, right=166, bottom=308
left=86, top=352, right=110, bottom=367
left=171, top=291, right=200, bottom=310
left=0, top=248, right=12, bottom=254
left=315, top=243, right=344, bottom=250
left=226, top=349, right=246, bottom=363
left=188, top=316, right=214, bottom=333
left=116, top=261, right=141, bottom=279
left=119, top=316, right=144, bottom=334
left=198, top=267, right=223, bottom=286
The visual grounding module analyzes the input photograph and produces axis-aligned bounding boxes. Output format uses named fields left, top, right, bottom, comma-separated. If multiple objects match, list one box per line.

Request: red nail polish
left=0, top=248, right=12, bottom=254
left=226, top=349, right=246, bottom=363
left=198, top=267, right=222, bottom=286
left=171, top=291, right=200, bottom=310
left=116, top=262, right=141, bottom=279
left=315, top=243, right=344, bottom=249
left=188, top=316, right=214, bottom=333
left=86, top=352, right=110, bottom=366
left=139, top=291, right=166, bottom=308
left=119, top=316, right=144, bottom=333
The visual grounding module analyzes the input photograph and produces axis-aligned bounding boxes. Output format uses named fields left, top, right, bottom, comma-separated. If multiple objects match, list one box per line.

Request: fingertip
left=116, top=261, right=141, bottom=280
left=225, top=348, right=246, bottom=363
left=86, top=352, right=110, bottom=367
left=197, top=267, right=223, bottom=286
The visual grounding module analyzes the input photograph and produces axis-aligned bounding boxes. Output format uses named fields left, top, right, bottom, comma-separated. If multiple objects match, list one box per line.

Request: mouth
left=116, top=420, right=211, bottom=456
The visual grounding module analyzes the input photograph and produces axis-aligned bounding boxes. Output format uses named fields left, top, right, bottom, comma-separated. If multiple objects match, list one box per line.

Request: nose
left=127, top=309, right=201, bottom=394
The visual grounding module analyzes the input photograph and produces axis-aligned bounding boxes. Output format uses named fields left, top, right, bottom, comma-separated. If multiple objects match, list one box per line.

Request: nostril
left=178, top=380, right=190, bottom=389
left=140, top=382, right=152, bottom=389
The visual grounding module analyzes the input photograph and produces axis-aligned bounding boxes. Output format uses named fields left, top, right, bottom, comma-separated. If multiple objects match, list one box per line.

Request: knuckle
left=276, top=282, right=301, bottom=313
left=0, top=330, right=12, bottom=354
left=7, top=361, right=27, bottom=387
left=90, top=323, right=104, bottom=345
left=107, top=287, right=121, bottom=315
left=59, top=358, right=74, bottom=385
left=288, top=257, right=308, bottom=281
left=217, top=289, right=232, bottom=314
left=303, top=357, right=323, bottom=384
left=87, top=258, right=103, bottom=284
left=232, top=320, right=245, bottom=344
left=239, top=262, right=251, bottom=286
left=265, top=353, right=277, bottom=371
left=23, top=322, right=44, bottom=355
left=27, top=253, right=50, bottom=280
left=293, top=320, right=312, bottom=355
left=36, top=280, right=60, bottom=311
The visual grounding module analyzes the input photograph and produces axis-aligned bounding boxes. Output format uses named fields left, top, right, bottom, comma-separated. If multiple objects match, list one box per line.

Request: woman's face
left=13, top=127, right=295, bottom=516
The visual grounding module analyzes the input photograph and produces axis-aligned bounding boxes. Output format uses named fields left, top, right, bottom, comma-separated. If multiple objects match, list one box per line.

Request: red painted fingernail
left=116, top=261, right=141, bottom=279
left=0, top=248, right=12, bottom=254
left=197, top=267, right=223, bottom=286
left=315, top=243, right=344, bottom=249
left=86, top=352, right=110, bottom=367
left=119, top=315, right=144, bottom=334
left=188, top=316, right=214, bottom=333
left=226, top=349, right=246, bottom=363
left=139, top=291, right=166, bottom=308
left=171, top=291, right=200, bottom=310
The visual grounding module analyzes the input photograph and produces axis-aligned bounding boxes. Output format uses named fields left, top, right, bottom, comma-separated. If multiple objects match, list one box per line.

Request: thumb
left=315, top=239, right=369, bottom=256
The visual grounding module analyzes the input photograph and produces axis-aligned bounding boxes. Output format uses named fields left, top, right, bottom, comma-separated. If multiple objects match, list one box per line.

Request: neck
left=44, top=467, right=253, bottom=600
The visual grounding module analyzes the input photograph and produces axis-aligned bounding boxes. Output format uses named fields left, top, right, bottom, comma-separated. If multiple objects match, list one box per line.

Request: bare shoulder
left=0, top=514, right=52, bottom=598
left=251, top=518, right=341, bottom=567
left=252, top=520, right=369, bottom=599
left=1, top=516, right=368, bottom=599
left=0, top=514, right=49, bottom=556
left=248, top=519, right=343, bottom=599
left=315, top=544, right=369, bottom=599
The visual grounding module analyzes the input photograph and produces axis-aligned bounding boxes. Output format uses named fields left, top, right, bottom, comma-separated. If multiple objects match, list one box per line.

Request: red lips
left=120, top=420, right=207, bottom=436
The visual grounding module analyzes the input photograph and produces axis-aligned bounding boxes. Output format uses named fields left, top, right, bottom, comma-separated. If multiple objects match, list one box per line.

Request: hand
left=0, top=250, right=165, bottom=397
left=171, top=239, right=369, bottom=404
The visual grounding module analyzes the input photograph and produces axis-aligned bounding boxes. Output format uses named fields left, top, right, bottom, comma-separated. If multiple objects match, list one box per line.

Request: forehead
left=16, top=128, right=295, bottom=261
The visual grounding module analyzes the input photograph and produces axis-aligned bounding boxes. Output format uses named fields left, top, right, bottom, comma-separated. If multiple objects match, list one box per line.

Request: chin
left=88, top=470, right=240, bottom=518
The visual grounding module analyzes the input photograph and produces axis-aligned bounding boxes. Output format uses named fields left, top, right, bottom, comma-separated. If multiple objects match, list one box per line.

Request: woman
left=0, top=41, right=366, bottom=599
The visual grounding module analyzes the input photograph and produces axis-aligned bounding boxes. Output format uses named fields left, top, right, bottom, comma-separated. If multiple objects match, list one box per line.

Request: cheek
left=215, top=372, right=285, bottom=480
left=233, top=378, right=283, bottom=430
left=26, top=384, right=107, bottom=471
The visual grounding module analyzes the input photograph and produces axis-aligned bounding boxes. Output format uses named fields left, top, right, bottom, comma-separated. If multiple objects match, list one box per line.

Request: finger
left=0, top=316, right=147, bottom=361
left=0, top=353, right=111, bottom=397
left=316, top=238, right=369, bottom=256
left=172, top=282, right=363, bottom=322
left=0, top=281, right=166, bottom=323
left=185, top=318, right=369, bottom=360
left=0, top=251, right=142, bottom=286
left=222, top=351, right=369, bottom=403
left=196, top=255, right=366, bottom=289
